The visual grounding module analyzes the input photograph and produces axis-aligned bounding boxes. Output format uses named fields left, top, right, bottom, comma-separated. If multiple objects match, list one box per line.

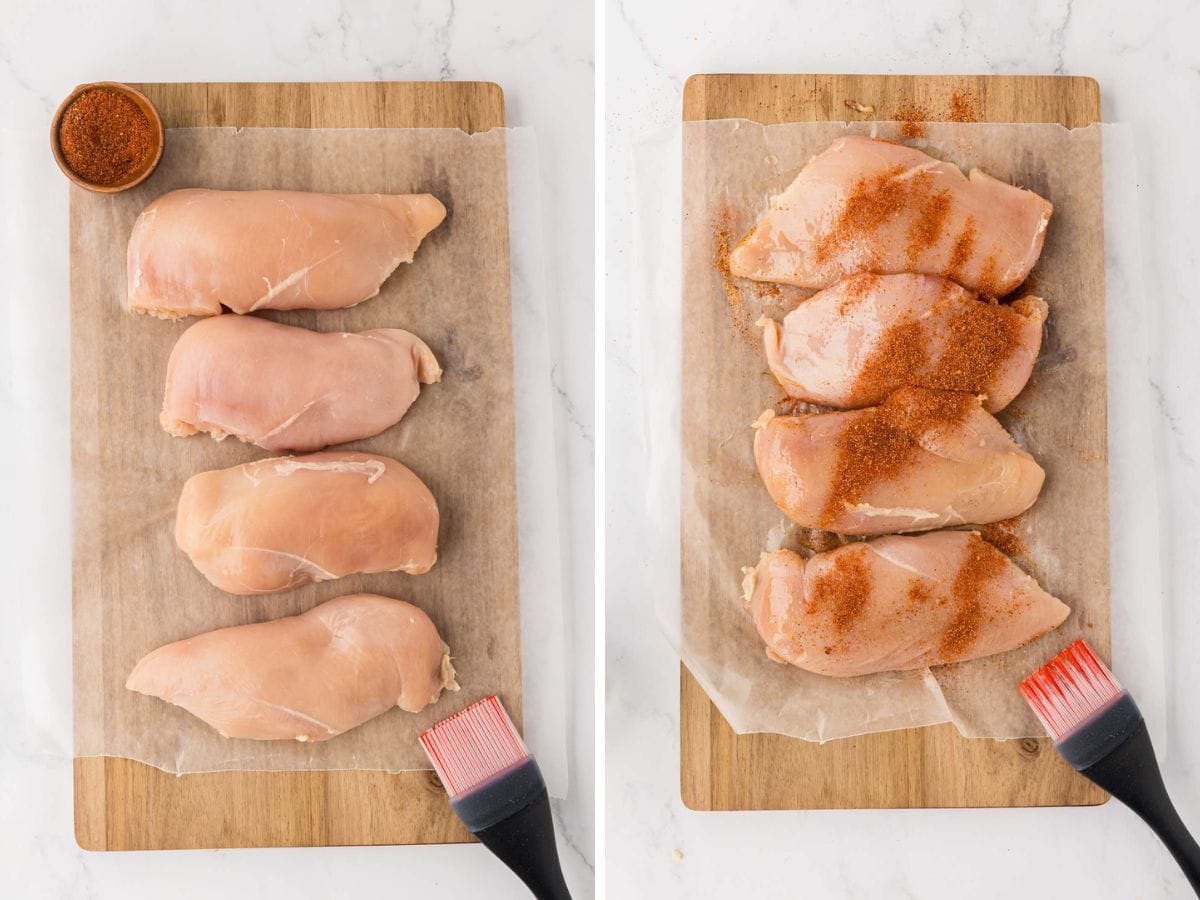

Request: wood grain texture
left=680, top=73, right=1108, bottom=811
left=74, top=81, right=506, bottom=851
left=683, top=73, right=1099, bottom=129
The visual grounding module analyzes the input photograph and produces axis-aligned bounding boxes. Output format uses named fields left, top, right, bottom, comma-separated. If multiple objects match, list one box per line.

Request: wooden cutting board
left=680, top=73, right=1109, bottom=810
left=74, top=81, right=505, bottom=850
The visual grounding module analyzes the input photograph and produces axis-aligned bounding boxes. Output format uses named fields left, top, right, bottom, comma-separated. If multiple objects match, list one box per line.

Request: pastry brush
left=1020, top=639, right=1200, bottom=892
left=420, top=695, right=572, bottom=899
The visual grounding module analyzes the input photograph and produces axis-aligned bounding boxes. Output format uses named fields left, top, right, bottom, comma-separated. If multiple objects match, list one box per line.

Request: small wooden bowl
left=51, top=82, right=164, bottom=193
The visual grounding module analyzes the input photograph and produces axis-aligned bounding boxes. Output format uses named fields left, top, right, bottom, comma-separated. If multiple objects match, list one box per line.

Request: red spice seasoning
left=714, top=208, right=761, bottom=345
left=820, top=388, right=975, bottom=527
left=816, top=165, right=932, bottom=266
left=809, top=546, right=873, bottom=632
left=852, top=319, right=927, bottom=402
left=714, top=211, right=734, bottom=280
left=946, top=216, right=977, bottom=280
left=931, top=299, right=1020, bottom=389
left=905, top=189, right=952, bottom=265
left=907, top=579, right=933, bottom=609
left=893, top=101, right=930, bottom=138
left=835, top=273, right=881, bottom=314
left=849, top=294, right=1023, bottom=406
left=979, top=516, right=1027, bottom=558
left=58, top=87, right=155, bottom=186
left=975, top=255, right=1001, bottom=297
left=948, top=89, right=980, bottom=123
left=938, top=533, right=1006, bottom=657
left=752, top=281, right=783, bottom=301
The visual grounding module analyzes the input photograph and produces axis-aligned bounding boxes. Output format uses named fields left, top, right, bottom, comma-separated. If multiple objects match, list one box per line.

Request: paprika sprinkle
left=713, top=206, right=758, bottom=344
left=57, top=87, right=157, bottom=187
left=808, top=545, right=873, bottom=633
left=848, top=290, right=1027, bottom=406
left=978, top=515, right=1028, bottom=559
left=815, top=164, right=920, bottom=266
left=819, top=388, right=975, bottom=528
left=948, top=89, right=980, bottom=123
left=938, top=533, right=1007, bottom=657
left=893, top=100, right=930, bottom=138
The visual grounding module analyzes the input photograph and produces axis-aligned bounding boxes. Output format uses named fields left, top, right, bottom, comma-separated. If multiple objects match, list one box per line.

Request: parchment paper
left=72, top=127, right=536, bottom=774
left=638, top=119, right=1166, bottom=743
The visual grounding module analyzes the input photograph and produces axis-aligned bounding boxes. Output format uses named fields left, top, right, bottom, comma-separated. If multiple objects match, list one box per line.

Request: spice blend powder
left=58, top=87, right=156, bottom=186
left=849, top=294, right=1026, bottom=405
left=938, top=534, right=1009, bottom=657
left=808, top=548, right=873, bottom=635
left=820, top=388, right=975, bottom=528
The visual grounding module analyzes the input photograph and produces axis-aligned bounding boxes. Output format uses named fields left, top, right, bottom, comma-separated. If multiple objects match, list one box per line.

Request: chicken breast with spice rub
left=754, top=387, right=1045, bottom=536
left=730, top=136, right=1052, bottom=295
left=760, top=273, right=1047, bottom=412
left=744, top=531, right=1069, bottom=677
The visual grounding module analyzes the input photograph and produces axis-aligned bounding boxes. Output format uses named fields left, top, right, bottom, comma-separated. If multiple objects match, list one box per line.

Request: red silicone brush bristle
left=419, top=695, right=528, bottom=799
left=1019, top=639, right=1124, bottom=741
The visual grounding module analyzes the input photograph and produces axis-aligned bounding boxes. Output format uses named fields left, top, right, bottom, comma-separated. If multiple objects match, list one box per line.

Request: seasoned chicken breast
left=127, top=593, right=457, bottom=741
left=745, top=531, right=1069, bottom=677
left=729, top=136, right=1052, bottom=295
left=176, top=451, right=438, bottom=595
left=761, top=274, right=1047, bottom=411
left=161, top=316, right=441, bottom=452
left=754, top=388, right=1044, bottom=535
left=128, top=189, right=446, bottom=318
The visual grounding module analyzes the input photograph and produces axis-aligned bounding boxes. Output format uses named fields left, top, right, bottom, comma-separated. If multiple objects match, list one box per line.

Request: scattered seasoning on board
left=752, top=281, right=783, bottom=301
left=57, top=87, right=155, bottom=186
left=1004, top=402, right=1028, bottom=421
left=809, top=546, right=873, bottom=633
left=820, top=388, right=974, bottom=527
left=948, top=89, right=980, bottom=123
left=938, top=533, right=1007, bottom=657
left=714, top=207, right=759, bottom=344
left=893, top=101, right=930, bottom=138
left=714, top=209, right=734, bottom=279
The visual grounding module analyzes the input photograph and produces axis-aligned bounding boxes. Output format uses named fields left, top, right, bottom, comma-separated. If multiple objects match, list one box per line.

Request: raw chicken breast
left=126, top=593, right=457, bottom=741
left=128, top=189, right=446, bottom=318
left=754, top=388, right=1044, bottom=535
left=761, top=273, right=1047, bottom=412
left=176, top=451, right=438, bottom=595
left=744, top=532, right=1069, bottom=677
left=729, top=136, right=1052, bottom=295
left=162, top=315, right=441, bottom=452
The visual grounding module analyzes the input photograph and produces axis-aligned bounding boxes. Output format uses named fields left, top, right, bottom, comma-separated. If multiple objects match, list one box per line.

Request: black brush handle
left=1080, top=721, right=1200, bottom=894
left=473, top=786, right=572, bottom=900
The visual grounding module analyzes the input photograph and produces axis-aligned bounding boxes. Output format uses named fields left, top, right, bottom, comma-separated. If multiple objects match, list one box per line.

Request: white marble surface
left=606, top=1, right=1200, bottom=897
left=0, top=1, right=593, bottom=897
